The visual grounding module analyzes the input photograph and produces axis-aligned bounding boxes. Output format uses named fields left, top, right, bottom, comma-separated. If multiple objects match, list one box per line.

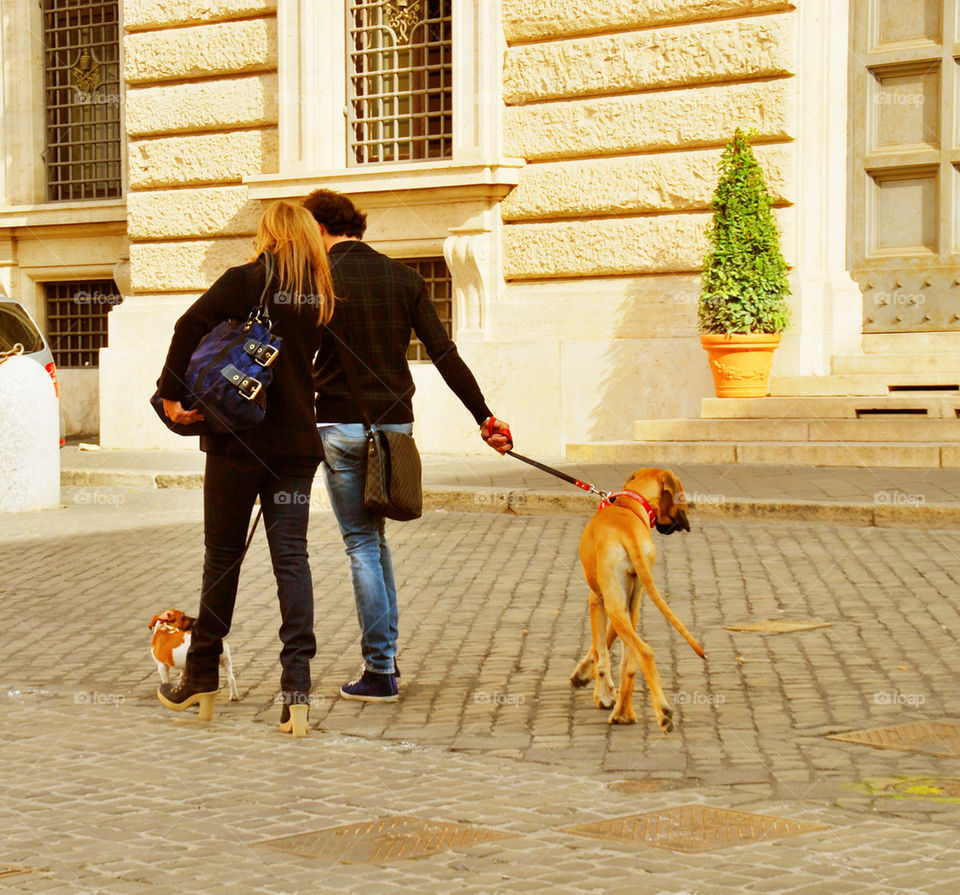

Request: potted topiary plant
left=698, top=128, right=790, bottom=397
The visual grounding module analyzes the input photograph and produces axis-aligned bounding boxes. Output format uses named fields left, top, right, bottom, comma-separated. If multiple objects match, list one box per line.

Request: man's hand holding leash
left=481, top=416, right=513, bottom=454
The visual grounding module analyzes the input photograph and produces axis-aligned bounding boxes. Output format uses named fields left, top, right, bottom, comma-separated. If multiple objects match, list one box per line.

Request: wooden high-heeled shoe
left=278, top=698, right=309, bottom=737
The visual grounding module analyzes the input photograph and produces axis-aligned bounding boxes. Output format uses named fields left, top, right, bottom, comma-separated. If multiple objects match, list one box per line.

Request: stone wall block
left=125, top=19, right=276, bottom=83
left=503, top=0, right=795, bottom=43
left=124, top=0, right=277, bottom=31
left=128, top=187, right=262, bottom=239
left=501, top=145, right=792, bottom=220
left=130, top=239, right=255, bottom=292
left=504, top=80, right=794, bottom=162
left=503, top=15, right=794, bottom=104
left=504, top=216, right=710, bottom=279
left=128, top=129, right=279, bottom=188
left=491, top=275, right=703, bottom=342
left=125, top=74, right=278, bottom=137
left=503, top=209, right=792, bottom=279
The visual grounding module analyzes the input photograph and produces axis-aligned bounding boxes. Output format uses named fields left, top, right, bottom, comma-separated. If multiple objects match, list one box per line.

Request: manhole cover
left=725, top=619, right=831, bottom=633
left=560, top=805, right=829, bottom=853
left=258, top=815, right=512, bottom=863
left=857, top=776, right=960, bottom=802
left=0, top=864, right=44, bottom=879
left=608, top=779, right=692, bottom=795
left=829, top=720, right=960, bottom=756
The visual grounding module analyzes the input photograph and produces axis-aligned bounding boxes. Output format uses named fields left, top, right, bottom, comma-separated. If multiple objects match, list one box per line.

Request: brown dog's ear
left=181, top=614, right=196, bottom=631
left=657, top=470, right=685, bottom=513
left=166, top=610, right=188, bottom=630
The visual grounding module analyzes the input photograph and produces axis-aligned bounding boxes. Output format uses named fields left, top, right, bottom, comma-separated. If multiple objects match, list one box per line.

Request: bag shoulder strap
left=330, top=330, right=374, bottom=432
left=250, top=252, right=277, bottom=326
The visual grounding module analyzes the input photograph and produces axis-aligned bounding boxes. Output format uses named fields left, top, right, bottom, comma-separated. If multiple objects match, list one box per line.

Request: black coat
left=314, top=241, right=491, bottom=426
left=158, top=256, right=324, bottom=460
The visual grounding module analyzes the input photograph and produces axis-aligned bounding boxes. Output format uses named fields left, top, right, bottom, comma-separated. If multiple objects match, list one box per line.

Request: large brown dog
left=570, top=469, right=705, bottom=732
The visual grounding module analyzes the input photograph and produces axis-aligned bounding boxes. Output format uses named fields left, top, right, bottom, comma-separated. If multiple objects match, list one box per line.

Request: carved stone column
left=443, top=232, right=495, bottom=336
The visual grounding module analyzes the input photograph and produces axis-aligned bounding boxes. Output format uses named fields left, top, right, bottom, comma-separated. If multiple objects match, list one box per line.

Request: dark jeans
left=186, top=452, right=318, bottom=693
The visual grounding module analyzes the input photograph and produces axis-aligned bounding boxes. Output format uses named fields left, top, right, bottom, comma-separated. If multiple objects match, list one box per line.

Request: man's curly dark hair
left=303, top=189, right=367, bottom=239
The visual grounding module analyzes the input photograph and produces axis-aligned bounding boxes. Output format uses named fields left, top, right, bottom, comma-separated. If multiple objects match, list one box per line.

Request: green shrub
left=698, top=129, right=791, bottom=334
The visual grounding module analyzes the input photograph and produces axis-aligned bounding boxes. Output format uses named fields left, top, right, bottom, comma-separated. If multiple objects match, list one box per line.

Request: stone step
left=701, top=395, right=960, bottom=419
left=633, top=419, right=960, bottom=443
left=567, top=441, right=960, bottom=468
left=832, top=353, right=960, bottom=375
left=770, top=373, right=960, bottom=396
left=863, top=332, right=960, bottom=354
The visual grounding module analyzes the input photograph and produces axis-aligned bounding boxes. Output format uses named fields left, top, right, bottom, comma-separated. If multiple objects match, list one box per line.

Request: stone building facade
left=1, top=0, right=950, bottom=459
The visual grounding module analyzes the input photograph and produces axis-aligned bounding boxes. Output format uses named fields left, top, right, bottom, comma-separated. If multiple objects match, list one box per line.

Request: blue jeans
left=186, top=452, right=318, bottom=693
left=319, top=423, right=412, bottom=675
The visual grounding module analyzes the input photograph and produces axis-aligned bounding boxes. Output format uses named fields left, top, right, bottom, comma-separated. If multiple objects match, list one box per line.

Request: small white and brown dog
left=149, top=609, right=240, bottom=701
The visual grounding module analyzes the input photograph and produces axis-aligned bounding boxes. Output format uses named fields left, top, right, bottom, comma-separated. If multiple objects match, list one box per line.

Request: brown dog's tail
left=624, top=535, right=706, bottom=659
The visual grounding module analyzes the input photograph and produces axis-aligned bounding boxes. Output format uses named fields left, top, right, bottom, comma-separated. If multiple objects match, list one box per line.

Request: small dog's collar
left=602, top=490, right=657, bottom=528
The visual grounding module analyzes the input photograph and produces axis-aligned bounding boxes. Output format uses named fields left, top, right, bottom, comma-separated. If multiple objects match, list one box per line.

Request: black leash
left=485, top=417, right=610, bottom=500
left=505, top=450, right=609, bottom=501
left=242, top=508, right=262, bottom=558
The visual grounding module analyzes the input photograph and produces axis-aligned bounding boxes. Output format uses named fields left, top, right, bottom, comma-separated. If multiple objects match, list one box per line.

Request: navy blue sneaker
left=394, top=660, right=400, bottom=679
left=340, top=669, right=399, bottom=703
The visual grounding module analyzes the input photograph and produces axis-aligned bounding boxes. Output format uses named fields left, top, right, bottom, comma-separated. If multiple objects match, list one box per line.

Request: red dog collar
left=602, top=490, right=657, bottom=528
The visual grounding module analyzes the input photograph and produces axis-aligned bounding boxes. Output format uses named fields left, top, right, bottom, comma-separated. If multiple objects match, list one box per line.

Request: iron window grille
left=402, top=257, right=452, bottom=362
left=348, top=0, right=453, bottom=165
left=44, top=280, right=122, bottom=367
left=42, top=0, right=122, bottom=201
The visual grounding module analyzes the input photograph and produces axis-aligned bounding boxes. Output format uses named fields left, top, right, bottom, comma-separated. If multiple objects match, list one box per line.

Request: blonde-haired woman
left=155, top=200, right=334, bottom=735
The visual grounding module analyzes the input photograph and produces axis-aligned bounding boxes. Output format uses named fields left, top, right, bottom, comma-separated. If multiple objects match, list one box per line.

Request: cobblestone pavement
left=2, top=487, right=960, bottom=893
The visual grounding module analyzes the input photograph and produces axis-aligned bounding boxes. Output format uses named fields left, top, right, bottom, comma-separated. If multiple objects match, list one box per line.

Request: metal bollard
left=0, top=353, right=60, bottom=512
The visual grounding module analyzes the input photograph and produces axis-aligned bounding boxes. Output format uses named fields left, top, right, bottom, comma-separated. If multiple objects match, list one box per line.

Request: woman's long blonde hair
left=253, top=200, right=335, bottom=324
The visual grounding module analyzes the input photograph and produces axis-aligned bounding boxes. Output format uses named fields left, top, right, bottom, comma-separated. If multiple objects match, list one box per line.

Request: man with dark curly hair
left=304, top=188, right=512, bottom=702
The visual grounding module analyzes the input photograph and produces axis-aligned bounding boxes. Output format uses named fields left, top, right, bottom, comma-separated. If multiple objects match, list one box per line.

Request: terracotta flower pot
left=700, top=333, right=781, bottom=398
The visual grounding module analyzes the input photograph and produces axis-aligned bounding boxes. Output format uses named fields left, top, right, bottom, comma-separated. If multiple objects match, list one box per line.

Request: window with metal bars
left=44, top=280, right=121, bottom=367
left=42, top=0, right=122, bottom=201
left=348, top=0, right=453, bottom=165
left=401, top=258, right=452, bottom=362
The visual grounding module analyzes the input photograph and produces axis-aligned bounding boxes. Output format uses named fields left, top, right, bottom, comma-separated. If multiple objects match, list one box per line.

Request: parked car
left=0, top=297, right=65, bottom=445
